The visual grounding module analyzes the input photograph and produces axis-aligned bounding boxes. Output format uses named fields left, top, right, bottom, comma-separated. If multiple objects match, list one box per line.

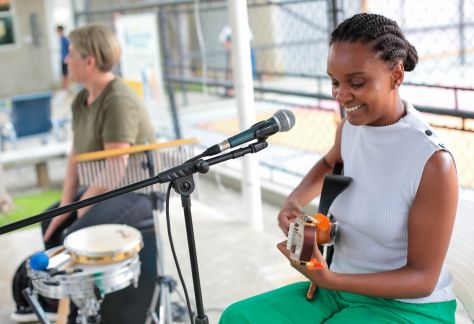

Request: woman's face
left=327, top=41, right=403, bottom=126
left=65, top=44, right=88, bottom=83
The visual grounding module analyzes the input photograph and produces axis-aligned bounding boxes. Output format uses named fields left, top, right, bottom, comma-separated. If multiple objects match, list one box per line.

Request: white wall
left=0, top=0, right=54, bottom=97
left=44, top=0, right=74, bottom=86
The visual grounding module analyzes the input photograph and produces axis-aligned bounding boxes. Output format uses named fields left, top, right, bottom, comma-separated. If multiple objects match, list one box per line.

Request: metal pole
left=180, top=195, right=208, bottom=324
left=327, top=0, right=345, bottom=120
left=175, top=5, right=189, bottom=106
left=228, top=0, right=263, bottom=231
left=459, top=0, right=465, bottom=65
left=71, top=0, right=79, bottom=27
left=158, top=10, right=182, bottom=139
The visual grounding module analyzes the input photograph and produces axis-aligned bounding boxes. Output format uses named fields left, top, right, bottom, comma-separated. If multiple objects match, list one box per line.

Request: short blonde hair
left=69, top=24, right=121, bottom=72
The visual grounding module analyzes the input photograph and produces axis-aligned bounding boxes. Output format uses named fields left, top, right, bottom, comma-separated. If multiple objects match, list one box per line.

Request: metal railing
left=73, top=0, right=474, bottom=188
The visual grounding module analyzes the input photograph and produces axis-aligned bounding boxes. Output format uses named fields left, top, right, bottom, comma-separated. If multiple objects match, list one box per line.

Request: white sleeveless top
left=329, top=100, right=455, bottom=303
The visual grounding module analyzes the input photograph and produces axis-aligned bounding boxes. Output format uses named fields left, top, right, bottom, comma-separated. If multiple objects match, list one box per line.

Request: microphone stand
left=0, top=139, right=269, bottom=324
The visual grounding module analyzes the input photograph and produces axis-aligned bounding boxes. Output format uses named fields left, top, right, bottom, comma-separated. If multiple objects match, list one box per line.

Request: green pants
left=219, top=282, right=456, bottom=323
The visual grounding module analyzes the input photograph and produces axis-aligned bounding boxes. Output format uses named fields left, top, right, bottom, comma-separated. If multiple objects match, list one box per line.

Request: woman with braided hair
left=219, top=13, right=458, bottom=323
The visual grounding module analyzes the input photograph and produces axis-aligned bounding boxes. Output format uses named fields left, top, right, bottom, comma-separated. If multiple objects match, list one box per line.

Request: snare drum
left=28, top=224, right=143, bottom=301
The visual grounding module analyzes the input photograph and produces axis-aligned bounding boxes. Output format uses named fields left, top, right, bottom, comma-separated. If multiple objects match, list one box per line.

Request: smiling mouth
left=344, top=104, right=366, bottom=113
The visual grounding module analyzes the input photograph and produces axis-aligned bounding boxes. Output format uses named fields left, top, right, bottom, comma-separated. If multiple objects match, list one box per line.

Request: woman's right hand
left=43, top=213, right=70, bottom=242
left=277, top=198, right=302, bottom=236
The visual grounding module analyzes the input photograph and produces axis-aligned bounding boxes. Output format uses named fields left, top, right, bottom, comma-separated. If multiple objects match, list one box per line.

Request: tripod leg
left=159, top=280, right=172, bottom=324
left=146, top=207, right=173, bottom=324
left=22, top=287, right=51, bottom=324
left=145, top=282, right=160, bottom=324
left=146, top=276, right=178, bottom=324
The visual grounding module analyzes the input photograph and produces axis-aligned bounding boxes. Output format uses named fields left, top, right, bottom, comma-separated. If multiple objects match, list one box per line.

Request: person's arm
left=278, top=120, right=344, bottom=235
left=43, top=149, right=79, bottom=241
left=279, top=149, right=458, bottom=299
left=61, top=149, right=79, bottom=206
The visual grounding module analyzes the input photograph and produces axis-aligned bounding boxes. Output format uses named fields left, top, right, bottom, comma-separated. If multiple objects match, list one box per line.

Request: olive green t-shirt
left=72, top=78, right=156, bottom=154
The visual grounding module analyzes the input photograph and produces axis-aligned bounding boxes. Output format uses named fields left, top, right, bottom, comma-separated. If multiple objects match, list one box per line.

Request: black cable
left=165, top=182, right=195, bottom=324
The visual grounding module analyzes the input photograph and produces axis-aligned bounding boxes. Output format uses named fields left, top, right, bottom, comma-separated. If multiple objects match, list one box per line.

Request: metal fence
left=74, top=0, right=474, bottom=188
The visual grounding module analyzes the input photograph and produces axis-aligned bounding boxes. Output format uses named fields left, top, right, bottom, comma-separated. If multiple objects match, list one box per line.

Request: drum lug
left=93, top=285, right=103, bottom=301
left=75, top=297, right=102, bottom=324
left=43, top=280, right=60, bottom=286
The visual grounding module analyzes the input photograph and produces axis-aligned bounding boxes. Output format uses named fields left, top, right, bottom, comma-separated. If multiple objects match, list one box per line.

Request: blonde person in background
left=11, top=24, right=156, bottom=323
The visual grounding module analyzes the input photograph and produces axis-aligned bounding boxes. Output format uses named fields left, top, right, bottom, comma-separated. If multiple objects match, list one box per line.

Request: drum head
left=64, top=224, right=143, bottom=263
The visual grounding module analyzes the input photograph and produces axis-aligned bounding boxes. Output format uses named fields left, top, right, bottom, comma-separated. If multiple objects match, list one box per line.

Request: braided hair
left=330, top=13, right=418, bottom=72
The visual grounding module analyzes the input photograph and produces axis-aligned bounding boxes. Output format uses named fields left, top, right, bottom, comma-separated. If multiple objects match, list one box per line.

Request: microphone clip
left=249, top=139, right=268, bottom=153
left=255, top=124, right=279, bottom=139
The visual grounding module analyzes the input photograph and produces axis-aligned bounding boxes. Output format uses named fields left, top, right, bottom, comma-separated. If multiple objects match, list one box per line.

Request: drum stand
left=22, top=286, right=51, bottom=324
left=22, top=282, right=104, bottom=324
left=145, top=191, right=187, bottom=324
left=74, top=297, right=102, bottom=324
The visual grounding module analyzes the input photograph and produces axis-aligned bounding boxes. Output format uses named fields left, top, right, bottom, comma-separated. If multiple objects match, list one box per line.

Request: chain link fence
left=74, top=0, right=474, bottom=188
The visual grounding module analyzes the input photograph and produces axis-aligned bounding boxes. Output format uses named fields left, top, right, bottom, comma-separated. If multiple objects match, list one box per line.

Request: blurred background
left=0, top=0, right=473, bottom=323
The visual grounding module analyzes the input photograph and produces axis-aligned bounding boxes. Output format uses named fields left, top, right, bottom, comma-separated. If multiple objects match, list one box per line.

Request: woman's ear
left=391, top=62, right=404, bottom=89
left=84, top=55, right=96, bottom=70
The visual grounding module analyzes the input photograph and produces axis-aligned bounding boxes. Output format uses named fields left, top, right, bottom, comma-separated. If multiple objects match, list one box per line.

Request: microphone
left=203, top=109, right=296, bottom=156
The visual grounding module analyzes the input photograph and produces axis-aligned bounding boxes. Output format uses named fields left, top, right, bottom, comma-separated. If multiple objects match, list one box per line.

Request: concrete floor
left=0, top=175, right=472, bottom=324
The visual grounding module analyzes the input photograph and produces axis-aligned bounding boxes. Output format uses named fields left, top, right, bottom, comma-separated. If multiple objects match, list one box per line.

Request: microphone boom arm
left=0, top=140, right=269, bottom=235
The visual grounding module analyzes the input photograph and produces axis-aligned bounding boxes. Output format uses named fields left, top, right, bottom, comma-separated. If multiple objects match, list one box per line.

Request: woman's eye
left=350, top=79, right=365, bottom=87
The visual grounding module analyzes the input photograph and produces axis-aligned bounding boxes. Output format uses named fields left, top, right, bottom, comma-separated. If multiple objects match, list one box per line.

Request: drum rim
left=64, top=224, right=143, bottom=258
left=28, top=254, right=141, bottom=299
left=69, top=243, right=143, bottom=263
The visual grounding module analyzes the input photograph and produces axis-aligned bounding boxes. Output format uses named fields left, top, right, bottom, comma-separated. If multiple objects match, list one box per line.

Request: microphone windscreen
left=30, top=251, right=49, bottom=271
left=274, top=109, right=296, bottom=131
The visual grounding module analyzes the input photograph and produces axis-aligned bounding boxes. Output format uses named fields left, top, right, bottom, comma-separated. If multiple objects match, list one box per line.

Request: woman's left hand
left=277, top=241, right=334, bottom=288
left=76, top=206, right=91, bottom=219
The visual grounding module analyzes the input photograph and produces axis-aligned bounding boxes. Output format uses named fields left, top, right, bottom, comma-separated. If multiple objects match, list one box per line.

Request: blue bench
left=11, top=92, right=52, bottom=138
left=0, top=92, right=54, bottom=151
